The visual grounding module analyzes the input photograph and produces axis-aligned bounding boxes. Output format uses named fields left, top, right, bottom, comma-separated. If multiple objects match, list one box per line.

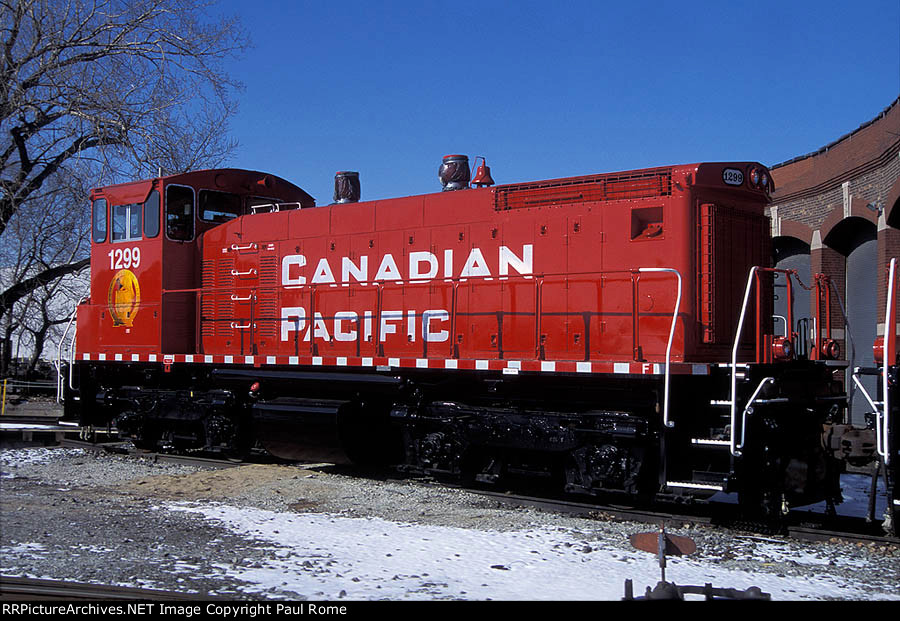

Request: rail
left=638, top=267, right=682, bottom=428
left=772, top=314, right=787, bottom=338
left=729, top=267, right=806, bottom=457
left=883, top=258, right=895, bottom=465
left=97, top=266, right=685, bottom=422
left=196, top=267, right=684, bottom=360
left=851, top=374, right=884, bottom=462
left=730, top=266, right=761, bottom=457
left=734, top=377, right=775, bottom=454
left=728, top=266, right=851, bottom=456
left=249, top=202, right=302, bottom=214
left=856, top=257, right=897, bottom=466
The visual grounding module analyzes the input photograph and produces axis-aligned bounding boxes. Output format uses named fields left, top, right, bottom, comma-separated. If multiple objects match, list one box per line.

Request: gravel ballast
left=1, top=446, right=898, bottom=600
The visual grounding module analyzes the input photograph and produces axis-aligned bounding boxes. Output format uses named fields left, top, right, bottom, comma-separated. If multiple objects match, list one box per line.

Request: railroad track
left=416, top=478, right=900, bottom=547
left=51, top=440, right=900, bottom=548
left=59, top=439, right=247, bottom=469
left=0, top=576, right=207, bottom=600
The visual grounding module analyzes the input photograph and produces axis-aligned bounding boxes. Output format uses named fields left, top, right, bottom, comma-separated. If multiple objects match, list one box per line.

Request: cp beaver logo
left=107, top=269, right=141, bottom=327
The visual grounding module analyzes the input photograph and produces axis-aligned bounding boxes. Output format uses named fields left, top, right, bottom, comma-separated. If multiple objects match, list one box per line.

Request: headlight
left=749, top=168, right=760, bottom=187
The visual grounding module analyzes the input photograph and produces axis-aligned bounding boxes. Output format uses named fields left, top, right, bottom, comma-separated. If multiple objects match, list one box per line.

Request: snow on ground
left=0, top=447, right=84, bottom=477
left=2, top=446, right=895, bottom=600
left=166, top=502, right=894, bottom=601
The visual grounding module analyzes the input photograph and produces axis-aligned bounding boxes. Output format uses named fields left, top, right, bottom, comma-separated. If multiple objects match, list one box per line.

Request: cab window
left=92, top=198, right=107, bottom=243
left=199, top=189, right=242, bottom=222
left=144, top=190, right=160, bottom=238
left=166, top=185, right=194, bottom=241
left=111, top=203, right=141, bottom=242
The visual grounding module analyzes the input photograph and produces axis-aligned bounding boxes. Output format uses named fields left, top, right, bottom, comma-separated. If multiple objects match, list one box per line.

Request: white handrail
left=249, top=202, right=302, bottom=214
left=68, top=328, right=77, bottom=391
left=852, top=373, right=884, bottom=461
left=772, top=314, right=787, bottom=338
left=638, top=267, right=682, bottom=429
left=730, top=266, right=759, bottom=457
left=56, top=296, right=86, bottom=403
left=735, top=377, right=775, bottom=452
left=883, top=258, right=896, bottom=465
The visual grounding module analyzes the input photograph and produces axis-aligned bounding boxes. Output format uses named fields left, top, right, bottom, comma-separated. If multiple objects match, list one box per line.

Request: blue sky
left=215, top=0, right=900, bottom=203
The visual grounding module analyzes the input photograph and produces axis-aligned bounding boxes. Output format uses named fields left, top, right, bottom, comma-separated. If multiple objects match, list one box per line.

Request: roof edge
left=770, top=96, right=900, bottom=170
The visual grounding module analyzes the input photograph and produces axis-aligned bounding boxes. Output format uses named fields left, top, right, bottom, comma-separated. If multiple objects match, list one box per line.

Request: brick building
left=768, top=96, right=900, bottom=422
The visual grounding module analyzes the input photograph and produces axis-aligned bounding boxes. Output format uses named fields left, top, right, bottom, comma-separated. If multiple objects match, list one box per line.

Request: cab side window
left=144, top=190, right=160, bottom=238
left=166, top=185, right=194, bottom=241
left=111, top=203, right=142, bottom=242
left=199, top=189, right=242, bottom=223
left=92, top=198, right=107, bottom=243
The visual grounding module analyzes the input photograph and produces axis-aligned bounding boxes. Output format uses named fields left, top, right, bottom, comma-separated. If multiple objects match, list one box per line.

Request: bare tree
left=10, top=266, right=83, bottom=377
left=0, top=166, right=89, bottom=373
left=0, top=0, right=245, bottom=374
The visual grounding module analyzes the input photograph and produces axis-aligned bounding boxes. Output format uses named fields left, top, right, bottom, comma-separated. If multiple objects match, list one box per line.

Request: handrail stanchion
left=772, top=315, right=787, bottom=338
left=736, top=377, right=775, bottom=452
left=631, top=271, right=641, bottom=361
left=883, top=258, right=896, bottom=465
left=56, top=296, right=86, bottom=403
left=852, top=373, right=884, bottom=461
left=638, top=268, right=682, bottom=429
left=68, top=325, right=78, bottom=391
left=731, top=266, right=759, bottom=457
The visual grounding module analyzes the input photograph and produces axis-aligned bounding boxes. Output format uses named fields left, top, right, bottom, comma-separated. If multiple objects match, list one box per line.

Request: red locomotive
left=66, top=156, right=898, bottom=524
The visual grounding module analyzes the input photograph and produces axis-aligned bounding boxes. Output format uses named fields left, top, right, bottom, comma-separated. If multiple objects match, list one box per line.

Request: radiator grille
left=200, top=260, right=216, bottom=338
left=495, top=168, right=672, bottom=211
left=697, top=203, right=770, bottom=345
left=259, top=255, right=278, bottom=285
left=257, top=255, right=279, bottom=338
left=215, top=256, right=235, bottom=337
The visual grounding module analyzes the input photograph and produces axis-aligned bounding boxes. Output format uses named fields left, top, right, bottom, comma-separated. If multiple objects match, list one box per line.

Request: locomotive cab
left=78, top=169, right=314, bottom=359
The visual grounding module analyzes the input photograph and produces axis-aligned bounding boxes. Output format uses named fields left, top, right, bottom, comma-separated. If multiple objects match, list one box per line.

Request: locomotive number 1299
left=108, top=247, right=141, bottom=270
left=722, top=168, right=744, bottom=186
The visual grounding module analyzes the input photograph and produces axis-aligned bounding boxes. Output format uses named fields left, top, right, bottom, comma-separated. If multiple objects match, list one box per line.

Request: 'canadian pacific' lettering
left=277, top=244, right=531, bottom=343
left=281, top=308, right=449, bottom=343
left=281, top=244, right=532, bottom=286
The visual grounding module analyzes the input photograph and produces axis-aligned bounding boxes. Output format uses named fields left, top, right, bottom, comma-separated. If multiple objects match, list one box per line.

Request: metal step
left=691, top=438, right=730, bottom=447
left=666, top=481, right=724, bottom=491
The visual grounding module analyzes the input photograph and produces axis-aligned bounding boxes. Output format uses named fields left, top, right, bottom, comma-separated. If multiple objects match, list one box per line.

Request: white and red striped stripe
left=77, top=351, right=711, bottom=376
